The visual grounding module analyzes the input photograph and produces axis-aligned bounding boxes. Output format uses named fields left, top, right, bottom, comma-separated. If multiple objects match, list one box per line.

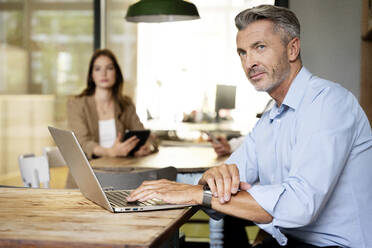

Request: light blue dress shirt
left=226, top=67, right=372, bottom=247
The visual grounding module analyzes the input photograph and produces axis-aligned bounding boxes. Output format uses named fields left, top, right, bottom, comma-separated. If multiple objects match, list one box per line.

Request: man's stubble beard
left=250, top=51, right=291, bottom=93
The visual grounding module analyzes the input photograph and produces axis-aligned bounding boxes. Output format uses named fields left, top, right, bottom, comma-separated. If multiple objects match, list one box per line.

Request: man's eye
left=238, top=51, right=246, bottom=57
left=257, top=45, right=265, bottom=50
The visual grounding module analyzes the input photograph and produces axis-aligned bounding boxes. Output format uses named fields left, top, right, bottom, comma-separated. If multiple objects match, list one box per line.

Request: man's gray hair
left=235, top=5, right=300, bottom=44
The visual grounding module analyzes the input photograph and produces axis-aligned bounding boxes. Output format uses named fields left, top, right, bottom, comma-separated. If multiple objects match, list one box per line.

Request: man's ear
left=287, top=37, right=300, bottom=62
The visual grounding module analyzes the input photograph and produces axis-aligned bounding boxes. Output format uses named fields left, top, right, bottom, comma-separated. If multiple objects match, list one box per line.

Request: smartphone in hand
left=122, top=129, right=150, bottom=156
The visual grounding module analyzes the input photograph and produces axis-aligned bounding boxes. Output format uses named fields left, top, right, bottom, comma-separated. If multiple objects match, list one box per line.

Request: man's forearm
left=197, top=164, right=271, bottom=223
left=209, top=190, right=273, bottom=224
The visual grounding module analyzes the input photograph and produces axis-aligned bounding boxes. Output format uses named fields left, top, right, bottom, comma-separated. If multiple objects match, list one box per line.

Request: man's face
left=236, top=20, right=291, bottom=92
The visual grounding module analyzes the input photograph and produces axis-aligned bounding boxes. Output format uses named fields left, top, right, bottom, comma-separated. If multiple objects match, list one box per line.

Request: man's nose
left=244, top=53, right=257, bottom=70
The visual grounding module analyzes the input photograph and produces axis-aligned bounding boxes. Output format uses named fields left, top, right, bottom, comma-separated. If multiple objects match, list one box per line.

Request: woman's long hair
left=79, top=49, right=125, bottom=109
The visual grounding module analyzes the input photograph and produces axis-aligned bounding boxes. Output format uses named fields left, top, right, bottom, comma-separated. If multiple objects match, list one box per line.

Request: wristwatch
left=202, top=184, right=213, bottom=208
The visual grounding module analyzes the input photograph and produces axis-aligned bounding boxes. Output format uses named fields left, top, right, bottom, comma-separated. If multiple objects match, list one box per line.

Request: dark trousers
left=222, top=215, right=340, bottom=248
left=254, top=236, right=341, bottom=248
left=223, top=215, right=253, bottom=247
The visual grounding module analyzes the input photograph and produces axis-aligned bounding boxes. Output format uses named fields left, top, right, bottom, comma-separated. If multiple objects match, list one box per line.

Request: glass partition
left=106, top=0, right=138, bottom=100
left=0, top=0, right=94, bottom=178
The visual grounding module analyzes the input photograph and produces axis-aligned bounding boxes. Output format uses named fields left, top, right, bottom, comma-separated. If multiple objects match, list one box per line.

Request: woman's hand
left=134, top=143, right=153, bottom=157
left=134, top=133, right=158, bottom=157
left=108, top=132, right=139, bottom=157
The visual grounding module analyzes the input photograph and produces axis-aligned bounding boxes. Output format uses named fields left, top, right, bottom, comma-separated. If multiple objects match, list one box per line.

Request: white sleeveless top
left=98, top=119, right=116, bottom=148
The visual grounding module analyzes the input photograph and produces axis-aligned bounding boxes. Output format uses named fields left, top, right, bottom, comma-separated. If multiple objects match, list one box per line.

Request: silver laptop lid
left=48, top=126, right=113, bottom=212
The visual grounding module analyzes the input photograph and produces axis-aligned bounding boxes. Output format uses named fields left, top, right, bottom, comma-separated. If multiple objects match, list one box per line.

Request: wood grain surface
left=91, top=146, right=227, bottom=173
left=0, top=188, right=196, bottom=248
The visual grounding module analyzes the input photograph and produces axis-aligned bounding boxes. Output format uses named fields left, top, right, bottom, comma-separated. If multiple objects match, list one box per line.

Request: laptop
left=48, top=126, right=194, bottom=213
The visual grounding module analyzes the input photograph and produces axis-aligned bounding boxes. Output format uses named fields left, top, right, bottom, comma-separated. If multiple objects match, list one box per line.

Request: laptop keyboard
left=105, top=190, right=166, bottom=208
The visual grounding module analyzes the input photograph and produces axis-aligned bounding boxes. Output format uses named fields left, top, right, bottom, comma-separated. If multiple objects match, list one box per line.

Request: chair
left=43, top=146, right=75, bottom=188
left=42, top=146, right=66, bottom=168
left=18, top=154, right=50, bottom=188
left=93, top=166, right=177, bottom=190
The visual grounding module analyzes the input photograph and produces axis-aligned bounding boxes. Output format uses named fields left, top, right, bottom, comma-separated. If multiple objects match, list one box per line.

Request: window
left=106, top=0, right=138, bottom=99
left=0, top=0, right=93, bottom=96
left=136, top=0, right=273, bottom=133
left=0, top=0, right=94, bottom=176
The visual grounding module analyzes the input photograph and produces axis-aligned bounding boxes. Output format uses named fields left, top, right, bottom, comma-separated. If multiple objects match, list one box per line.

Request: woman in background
left=67, top=48, right=156, bottom=159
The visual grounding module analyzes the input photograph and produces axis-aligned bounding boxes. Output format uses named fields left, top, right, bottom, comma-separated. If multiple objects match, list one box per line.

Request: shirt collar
left=268, top=67, right=311, bottom=121
left=281, top=66, right=312, bottom=111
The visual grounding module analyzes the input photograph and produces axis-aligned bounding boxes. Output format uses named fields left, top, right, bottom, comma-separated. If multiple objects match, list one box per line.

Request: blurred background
left=0, top=0, right=365, bottom=183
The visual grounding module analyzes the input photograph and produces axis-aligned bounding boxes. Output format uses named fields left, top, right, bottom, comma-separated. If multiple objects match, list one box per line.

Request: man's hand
left=198, top=164, right=251, bottom=204
left=210, top=137, right=232, bottom=157
left=127, top=179, right=203, bottom=205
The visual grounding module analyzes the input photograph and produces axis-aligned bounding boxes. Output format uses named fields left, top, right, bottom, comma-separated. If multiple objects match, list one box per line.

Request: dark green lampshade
left=125, top=0, right=200, bottom=23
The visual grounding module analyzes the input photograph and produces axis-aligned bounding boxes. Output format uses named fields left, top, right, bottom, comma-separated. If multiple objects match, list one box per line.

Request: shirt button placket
left=273, top=117, right=281, bottom=184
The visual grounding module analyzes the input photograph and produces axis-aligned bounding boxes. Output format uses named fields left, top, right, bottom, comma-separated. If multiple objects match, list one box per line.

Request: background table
left=91, top=145, right=227, bottom=173
left=0, top=166, right=69, bottom=188
left=0, top=188, right=196, bottom=248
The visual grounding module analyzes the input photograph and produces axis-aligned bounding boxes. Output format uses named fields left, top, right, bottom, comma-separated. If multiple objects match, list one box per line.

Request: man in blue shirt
left=128, top=5, right=372, bottom=247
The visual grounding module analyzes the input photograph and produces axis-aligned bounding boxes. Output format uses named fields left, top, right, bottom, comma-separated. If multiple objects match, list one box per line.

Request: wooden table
left=91, top=145, right=227, bottom=173
left=0, top=188, right=197, bottom=248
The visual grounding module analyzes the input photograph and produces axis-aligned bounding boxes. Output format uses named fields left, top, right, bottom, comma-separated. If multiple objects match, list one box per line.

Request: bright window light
left=137, top=0, right=274, bottom=134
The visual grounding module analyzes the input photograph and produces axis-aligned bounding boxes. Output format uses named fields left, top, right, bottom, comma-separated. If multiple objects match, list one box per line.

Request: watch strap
left=202, top=184, right=212, bottom=208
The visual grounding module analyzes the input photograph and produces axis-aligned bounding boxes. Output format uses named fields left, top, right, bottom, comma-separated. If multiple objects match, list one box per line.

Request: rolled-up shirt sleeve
left=249, top=117, right=356, bottom=244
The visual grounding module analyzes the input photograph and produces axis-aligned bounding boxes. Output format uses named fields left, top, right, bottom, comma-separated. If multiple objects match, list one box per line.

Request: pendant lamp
left=125, top=0, right=200, bottom=23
